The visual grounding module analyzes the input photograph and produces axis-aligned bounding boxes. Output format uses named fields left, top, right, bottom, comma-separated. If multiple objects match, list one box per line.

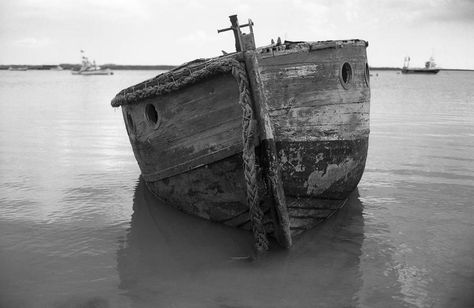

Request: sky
left=0, top=0, right=473, bottom=69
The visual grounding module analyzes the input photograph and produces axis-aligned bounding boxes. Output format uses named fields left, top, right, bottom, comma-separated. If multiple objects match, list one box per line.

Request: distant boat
left=71, top=51, right=113, bottom=75
left=401, top=56, right=440, bottom=74
left=8, top=66, right=28, bottom=71
left=111, top=15, right=370, bottom=250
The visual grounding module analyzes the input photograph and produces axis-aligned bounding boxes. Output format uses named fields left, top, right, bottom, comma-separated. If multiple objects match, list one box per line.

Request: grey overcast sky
left=1, top=0, right=473, bottom=69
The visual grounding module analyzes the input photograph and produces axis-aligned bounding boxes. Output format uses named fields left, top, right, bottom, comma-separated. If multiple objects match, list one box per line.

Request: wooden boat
left=72, top=50, right=113, bottom=75
left=111, top=15, right=370, bottom=250
left=401, top=56, right=440, bottom=74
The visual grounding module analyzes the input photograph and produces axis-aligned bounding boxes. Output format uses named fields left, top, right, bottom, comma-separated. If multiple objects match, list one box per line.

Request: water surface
left=0, top=70, right=473, bottom=307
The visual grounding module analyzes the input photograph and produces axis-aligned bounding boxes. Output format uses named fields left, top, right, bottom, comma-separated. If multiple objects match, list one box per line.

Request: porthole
left=126, top=113, right=134, bottom=131
left=365, top=63, right=370, bottom=86
left=339, top=62, right=353, bottom=89
left=145, top=103, right=159, bottom=126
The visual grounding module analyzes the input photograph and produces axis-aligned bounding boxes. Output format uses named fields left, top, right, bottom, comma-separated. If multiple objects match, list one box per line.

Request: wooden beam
left=243, top=50, right=292, bottom=248
left=229, top=15, right=243, bottom=52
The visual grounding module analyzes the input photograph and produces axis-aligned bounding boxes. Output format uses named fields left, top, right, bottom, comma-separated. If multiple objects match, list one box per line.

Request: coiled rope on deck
left=111, top=57, right=269, bottom=251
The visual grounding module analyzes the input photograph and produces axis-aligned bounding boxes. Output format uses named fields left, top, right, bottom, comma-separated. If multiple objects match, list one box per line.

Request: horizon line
left=1, top=64, right=473, bottom=72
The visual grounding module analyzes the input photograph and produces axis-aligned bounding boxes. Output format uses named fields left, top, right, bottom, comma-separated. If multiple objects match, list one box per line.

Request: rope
left=230, top=62, right=270, bottom=252
left=111, top=58, right=235, bottom=107
left=111, top=57, right=269, bottom=251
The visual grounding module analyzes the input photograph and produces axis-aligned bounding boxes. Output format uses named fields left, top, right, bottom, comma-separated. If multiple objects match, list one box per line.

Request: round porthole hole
left=340, top=62, right=353, bottom=89
left=365, top=63, right=370, bottom=86
left=126, top=113, right=134, bottom=130
left=145, top=104, right=159, bottom=126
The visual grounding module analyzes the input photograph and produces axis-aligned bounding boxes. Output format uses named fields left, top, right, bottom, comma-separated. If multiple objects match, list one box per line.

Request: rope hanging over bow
left=111, top=57, right=269, bottom=251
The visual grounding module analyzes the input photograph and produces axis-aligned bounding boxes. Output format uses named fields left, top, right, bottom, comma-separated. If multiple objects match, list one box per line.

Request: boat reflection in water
left=115, top=178, right=409, bottom=307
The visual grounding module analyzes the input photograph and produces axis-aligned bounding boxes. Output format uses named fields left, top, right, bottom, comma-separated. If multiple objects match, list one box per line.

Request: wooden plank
left=286, top=196, right=346, bottom=210
left=270, top=108, right=369, bottom=139
left=259, top=44, right=367, bottom=67
left=271, top=104, right=370, bottom=127
left=289, top=216, right=324, bottom=230
left=141, top=143, right=242, bottom=181
left=265, top=89, right=370, bottom=111
left=274, top=126, right=370, bottom=142
left=286, top=195, right=346, bottom=234
left=136, top=122, right=242, bottom=174
left=257, top=40, right=367, bottom=60
left=269, top=100, right=369, bottom=114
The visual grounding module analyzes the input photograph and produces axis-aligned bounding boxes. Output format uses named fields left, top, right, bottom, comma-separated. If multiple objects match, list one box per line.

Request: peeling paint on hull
left=277, top=138, right=368, bottom=199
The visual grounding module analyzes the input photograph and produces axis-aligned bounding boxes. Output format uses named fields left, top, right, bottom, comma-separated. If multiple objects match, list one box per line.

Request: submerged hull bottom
left=143, top=138, right=368, bottom=240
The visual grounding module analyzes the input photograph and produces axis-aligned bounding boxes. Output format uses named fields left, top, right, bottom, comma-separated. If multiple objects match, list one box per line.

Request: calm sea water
left=0, top=69, right=473, bottom=308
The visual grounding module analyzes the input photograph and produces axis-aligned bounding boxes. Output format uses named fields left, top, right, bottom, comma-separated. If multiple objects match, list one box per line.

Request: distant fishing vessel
left=8, top=66, right=28, bottom=71
left=401, top=56, right=440, bottom=74
left=72, top=51, right=113, bottom=75
left=111, top=15, right=370, bottom=250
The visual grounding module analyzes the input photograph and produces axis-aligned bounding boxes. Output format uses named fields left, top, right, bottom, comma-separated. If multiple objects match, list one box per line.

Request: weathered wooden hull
left=111, top=39, right=370, bottom=248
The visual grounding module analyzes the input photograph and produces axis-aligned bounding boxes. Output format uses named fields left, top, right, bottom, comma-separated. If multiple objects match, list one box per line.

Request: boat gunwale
left=111, top=54, right=242, bottom=107
left=110, top=39, right=368, bottom=108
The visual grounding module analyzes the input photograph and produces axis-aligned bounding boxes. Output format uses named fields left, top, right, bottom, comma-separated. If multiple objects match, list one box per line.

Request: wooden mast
left=217, top=14, right=255, bottom=52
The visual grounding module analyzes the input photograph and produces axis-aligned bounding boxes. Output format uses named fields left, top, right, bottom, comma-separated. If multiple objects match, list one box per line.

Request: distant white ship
left=71, top=51, right=113, bottom=75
